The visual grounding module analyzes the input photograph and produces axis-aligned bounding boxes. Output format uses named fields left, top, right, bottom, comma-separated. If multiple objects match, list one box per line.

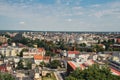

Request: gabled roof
left=68, top=61, right=76, bottom=70
left=38, top=48, right=45, bottom=52
left=68, top=51, right=79, bottom=54
left=0, top=65, right=8, bottom=72
left=34, top=55, right=50, bottom=61
left=84, top=59, right=94, bottom=66
left=34, top=55, right=43, bottom=60
left=68, top=61, right=85, bottom=70
left=111, top=67, right=120, bottom=76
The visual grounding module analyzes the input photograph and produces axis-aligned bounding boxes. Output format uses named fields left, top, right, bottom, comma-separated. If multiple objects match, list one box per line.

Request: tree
left=0, top=42, right=2, bottom=46
left=80, top=43, right=86, bottom=47
left=92, top=45, right=105, bottom=52
left=40, top=61, right=45, bottom=68
left=50, top=60, right=61, bottom=69
left=0, top=72, right=15, bottom=80
left=18, top=48, right=29, bottom=57
left=45, top=51, right=56, bottom=57
left=65, top=75, right=77, bottom=80
left=26, top=60, right=32, bottom=70
left=65, top=64, right=120, bottom=80
left=17, top=59, right=23, bottom=69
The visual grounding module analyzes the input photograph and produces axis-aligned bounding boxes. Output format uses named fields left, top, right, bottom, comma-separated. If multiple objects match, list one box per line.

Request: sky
left=0, top=0, right=120, bottom=31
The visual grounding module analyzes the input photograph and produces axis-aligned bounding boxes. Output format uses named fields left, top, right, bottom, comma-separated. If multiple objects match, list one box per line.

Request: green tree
left=17, top=59, right=24, bottom=69
left=26, top=60, right=32, bottom=69
left=65, top=64, right=120, bottom=80
left=92, top=45, right=105, bottom=52
left=50, top=60, right=61, bottom=69
left=40, top=61, right=45, bottom=68
left=45, top=51, right=56, bottom=57
left=80, top=43, right=86, bottom=47
left=0, top=42, right=2, bottom=46
left=18, top=48, right=29, bottom=57
left=65, top=75, right=77, bottom=80
left=0, top=72, right=15, bottom=80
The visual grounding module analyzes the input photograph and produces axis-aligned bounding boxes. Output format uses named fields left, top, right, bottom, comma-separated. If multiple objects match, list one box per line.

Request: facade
left=0, top=46, right=23, bottom=57
left=0, top=36, right=8, bottom=43
left=34, top=55, right=50, bottom=65
left=23, top=48, right=45, bottom=58
left=117, top=38, right=120, bottom=44
left=0, top=64, right=8, bottom=72
left=67, top=59, right=94, bottom=75
left=108, top=52, right=120, bottom=76
left=67, top=51, right=80, bottom=58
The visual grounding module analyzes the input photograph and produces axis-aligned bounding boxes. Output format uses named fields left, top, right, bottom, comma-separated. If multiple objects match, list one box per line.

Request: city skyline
left=0, top=0, right=120, bottom=31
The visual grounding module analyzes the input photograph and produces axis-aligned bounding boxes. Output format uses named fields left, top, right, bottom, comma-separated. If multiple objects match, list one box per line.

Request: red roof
left=84, top=60, right=94, bottom=66
left=68, top=60, right=94, bottom=70
left=38, top=48, right=45, bottom=52
left=34, top=55, right=43, bottom=60
left=68, top=61, right=85, bottom=70
left=68, top=51, right=79, bottom=54
left=110, top=67, right=120, bottom=76
left=68, top=61, right=76, bottom=70
left=80, top=64, right=85, bottom=70
left=0, top=65, right=8, bottom=72
left=117, top=38, right=120, bottom=43
left=34, top=55, right=50, bottom=61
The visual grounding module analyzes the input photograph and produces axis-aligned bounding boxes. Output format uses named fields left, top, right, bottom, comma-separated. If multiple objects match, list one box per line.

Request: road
left=54, top=71, right=64, bottom=80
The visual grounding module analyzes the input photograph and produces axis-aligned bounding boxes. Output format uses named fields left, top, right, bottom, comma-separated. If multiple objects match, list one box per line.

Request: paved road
left=54, top=71, right=63, bottom=80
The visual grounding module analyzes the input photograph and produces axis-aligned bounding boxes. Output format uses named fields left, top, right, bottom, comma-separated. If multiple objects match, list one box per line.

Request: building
left=0, top=46, right=23, bottom=57
left=67, top=51, right=80, bottom=58
left=34, top=55, right=50, bottom=65
left=110, top=44, right=120, bottom=51
left=67, top=59, right=94, bottom=75
left=116, top=38, right=120, bottom=44
left=0, top=64, right=8, bottom=72
left=0, top=36, right=8, bottom=43
left=23, top=48, right=45, bottom=58
left=108, top=52, right=120, bottom=76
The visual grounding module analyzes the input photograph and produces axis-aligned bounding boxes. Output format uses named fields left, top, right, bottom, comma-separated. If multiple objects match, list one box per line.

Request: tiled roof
left=84, top=59, right=94, bottom=66
left=110, top=67, right=120, bottom=76
left=34, top=55, right=50, bottom=61
left=80, top=64, right=85, bottom=70
left=68, top=61, right=76, bottom=70
left=34, top=55, right=43, bottom=60
left=68, top=61, right=86, bottom=70
left=0, top=65, right=8, bottom=72
left=68, top=51, right=79, bottom=54
left=38, top=48, right=45, bottom=52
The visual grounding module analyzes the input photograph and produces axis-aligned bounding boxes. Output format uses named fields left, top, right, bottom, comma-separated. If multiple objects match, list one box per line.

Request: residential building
left=23, top=48, right=45, bottom=58
left=0, top=46, right=23, bottom=57
left=108, top=52, right=120, bottom=76
left=34, top=55, right=50, bottom=65
left=67, top=51, right=80, bottom=58
left=0, top=36, right=8, bottom=43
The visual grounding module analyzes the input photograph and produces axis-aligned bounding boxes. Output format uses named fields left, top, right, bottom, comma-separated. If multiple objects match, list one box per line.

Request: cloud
left=19, top=21, right=25, bottom=24
left=89, top=1, right=120, bottom=18
left=67, top=18, right=72, bottom=22
left=90, top=4, right=101, bottom=8
left=73, top=6, right=82, bottom=10
left=0, top=0, right=120, bottom=31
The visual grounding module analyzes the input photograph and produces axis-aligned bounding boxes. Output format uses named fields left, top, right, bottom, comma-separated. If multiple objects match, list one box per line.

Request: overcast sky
left=0, top=0, right=120, bottom=31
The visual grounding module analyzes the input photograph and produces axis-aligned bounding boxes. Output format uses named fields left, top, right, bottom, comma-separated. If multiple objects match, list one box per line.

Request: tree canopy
left=0, top=72, right=15, bottom=80
left=65, top=64, right=120, bottom=80
left=50, top=60, right=61, bottom=69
